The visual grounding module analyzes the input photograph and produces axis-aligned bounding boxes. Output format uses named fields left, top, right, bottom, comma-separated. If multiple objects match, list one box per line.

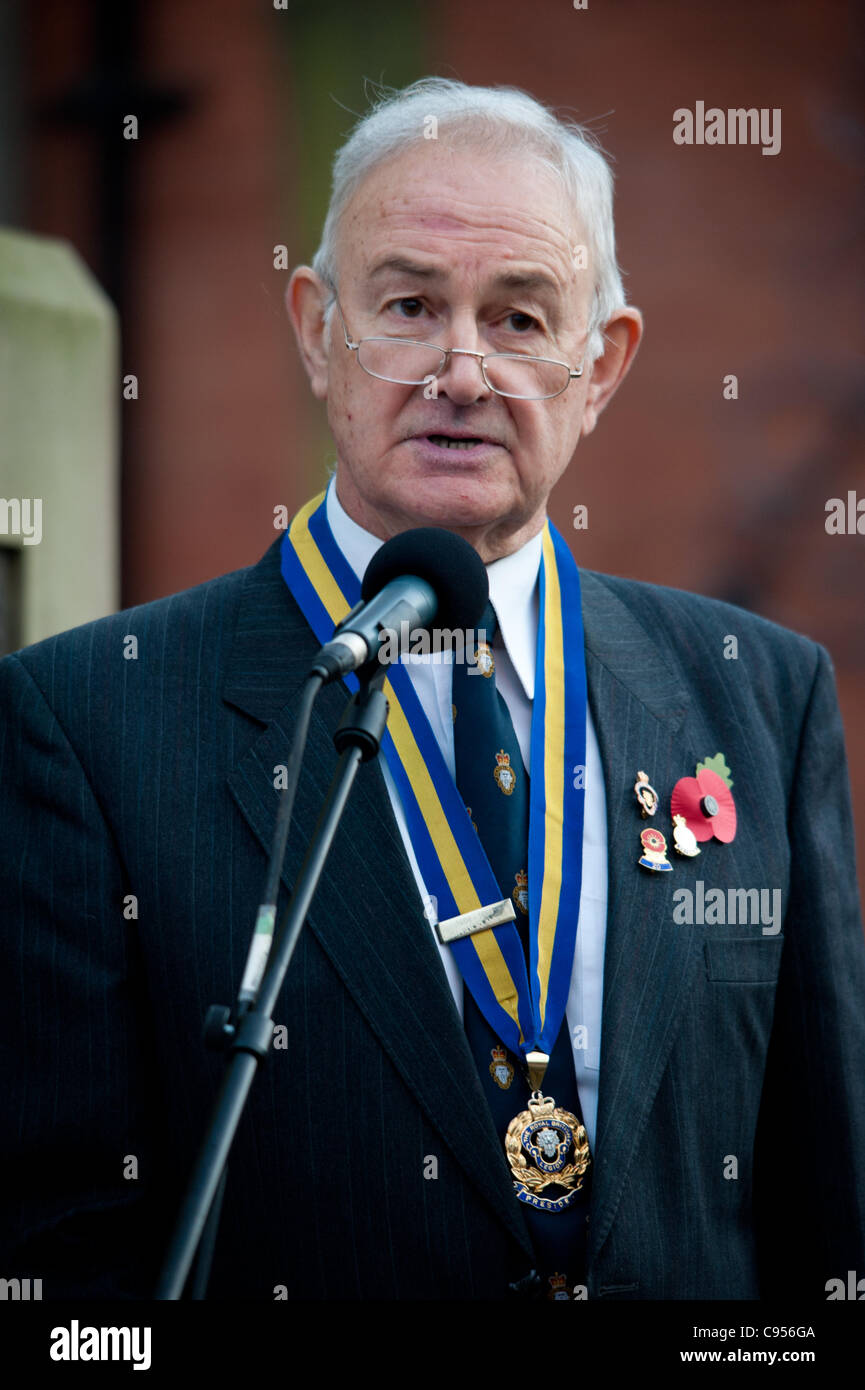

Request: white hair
left=310, top=77, right=630, bottom=366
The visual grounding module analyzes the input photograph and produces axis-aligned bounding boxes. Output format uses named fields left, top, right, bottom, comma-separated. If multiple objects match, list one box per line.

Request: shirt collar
left=326, top=475, right=541, bottom=699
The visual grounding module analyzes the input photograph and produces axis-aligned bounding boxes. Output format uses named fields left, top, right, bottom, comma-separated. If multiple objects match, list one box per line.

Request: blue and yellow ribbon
left=280, top=492, right=587, bottom=1060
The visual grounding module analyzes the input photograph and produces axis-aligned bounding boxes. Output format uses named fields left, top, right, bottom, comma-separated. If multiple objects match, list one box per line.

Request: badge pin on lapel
left=638, top=827, right=673, bottom=872
left=633, top=770, right=659, bottom=818
left=672, top=814, right=700, bottom=857
left=634, top=755, right=736, bottom=874
left=633, top=769, right=673, bottom=872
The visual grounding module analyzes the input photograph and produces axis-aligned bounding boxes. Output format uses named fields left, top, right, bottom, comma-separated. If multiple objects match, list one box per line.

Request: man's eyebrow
left=366, top=257, right=562, bottom=300
left=367, top=257, right=442, bottom=281
left=492, top=270, right=561, bottom=298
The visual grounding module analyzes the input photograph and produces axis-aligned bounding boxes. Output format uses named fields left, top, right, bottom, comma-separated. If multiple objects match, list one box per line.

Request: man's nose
left=435, top=350, right=491, bottom=404
left=434, top=322, right=494, bottom=404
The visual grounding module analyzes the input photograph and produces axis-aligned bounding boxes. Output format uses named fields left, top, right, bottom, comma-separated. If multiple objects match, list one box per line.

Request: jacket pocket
left=704, top=936, right=784, bottom=983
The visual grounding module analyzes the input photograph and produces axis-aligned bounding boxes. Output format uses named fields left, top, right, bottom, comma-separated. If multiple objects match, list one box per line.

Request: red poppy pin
left=670, top=753, right=736, bottom=844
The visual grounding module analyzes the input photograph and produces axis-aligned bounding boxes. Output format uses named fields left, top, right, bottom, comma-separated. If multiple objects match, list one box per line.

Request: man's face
left=290, top=139, right=639, bottom=558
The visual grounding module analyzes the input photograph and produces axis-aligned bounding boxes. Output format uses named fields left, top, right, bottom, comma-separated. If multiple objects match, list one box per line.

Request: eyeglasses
left=333, top=298, right=584, bottom=401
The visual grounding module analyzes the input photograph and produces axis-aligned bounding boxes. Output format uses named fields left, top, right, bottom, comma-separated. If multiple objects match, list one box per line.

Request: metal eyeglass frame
left=332, top=297, right=584, bottom=401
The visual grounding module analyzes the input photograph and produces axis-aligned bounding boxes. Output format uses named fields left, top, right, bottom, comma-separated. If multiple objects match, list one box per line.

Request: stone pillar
left=0, top=228, right=118, bottom=654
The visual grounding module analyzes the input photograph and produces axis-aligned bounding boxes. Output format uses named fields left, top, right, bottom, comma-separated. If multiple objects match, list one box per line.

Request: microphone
left=310, top=527, right=490, bottom=682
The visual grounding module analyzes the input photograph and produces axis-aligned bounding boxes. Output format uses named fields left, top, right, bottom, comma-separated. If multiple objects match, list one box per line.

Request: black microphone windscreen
left=361, top=528, right=489, bottom=631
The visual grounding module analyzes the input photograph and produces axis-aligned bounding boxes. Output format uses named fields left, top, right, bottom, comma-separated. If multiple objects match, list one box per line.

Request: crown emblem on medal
left=489, top=1045, right=515, bottom=1091
left=493, top=749, right=516, bottom=795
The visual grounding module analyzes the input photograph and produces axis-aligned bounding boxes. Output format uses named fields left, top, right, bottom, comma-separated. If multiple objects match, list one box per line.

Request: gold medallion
left=505, top=1091, right=591, bottom=1212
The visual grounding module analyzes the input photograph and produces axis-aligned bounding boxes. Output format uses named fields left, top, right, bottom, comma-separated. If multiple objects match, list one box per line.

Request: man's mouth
left=423, top=434, right=493, bottom=451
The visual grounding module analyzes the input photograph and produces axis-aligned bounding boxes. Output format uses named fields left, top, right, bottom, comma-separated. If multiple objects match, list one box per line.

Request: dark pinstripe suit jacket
left=2, top=534, right=864, bottom=1300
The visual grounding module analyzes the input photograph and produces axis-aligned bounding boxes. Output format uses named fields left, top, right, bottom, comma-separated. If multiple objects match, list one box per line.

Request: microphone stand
left=154, top=661, right=389, bottom=1299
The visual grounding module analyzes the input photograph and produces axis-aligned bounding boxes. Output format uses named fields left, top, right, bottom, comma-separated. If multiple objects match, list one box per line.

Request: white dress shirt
left=325, top=477, right=608, bottom=1151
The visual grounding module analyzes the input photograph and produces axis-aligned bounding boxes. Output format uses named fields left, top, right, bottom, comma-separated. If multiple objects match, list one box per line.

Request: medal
left=504, top=1048, right=591, bottom=1210
left=505, top=1088, right=591, bottom=1212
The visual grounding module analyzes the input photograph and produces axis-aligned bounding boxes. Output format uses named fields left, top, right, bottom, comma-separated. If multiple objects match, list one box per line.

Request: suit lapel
left=223, top=538, right=533, bottom=1259
left=579, top=570, right=696, bottom=1261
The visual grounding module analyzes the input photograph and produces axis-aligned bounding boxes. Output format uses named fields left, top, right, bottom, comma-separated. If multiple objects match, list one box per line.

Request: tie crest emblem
left=473, top=639, right=495, bottom=677
left=512, top=869, right=529, bottom=915
left=489, top=1045, right=515, bottom=1090
left=493, top=749, right=516, bottom=795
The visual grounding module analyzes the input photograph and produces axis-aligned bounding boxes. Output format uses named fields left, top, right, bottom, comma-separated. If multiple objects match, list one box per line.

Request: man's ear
left=579, top=307, right=643, bottom=437
left=285, top=267, right=332, bottom=401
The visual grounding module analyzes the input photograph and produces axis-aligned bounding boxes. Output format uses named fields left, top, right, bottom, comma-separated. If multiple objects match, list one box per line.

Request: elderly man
left=2, top=78, right=864, bottom=1303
